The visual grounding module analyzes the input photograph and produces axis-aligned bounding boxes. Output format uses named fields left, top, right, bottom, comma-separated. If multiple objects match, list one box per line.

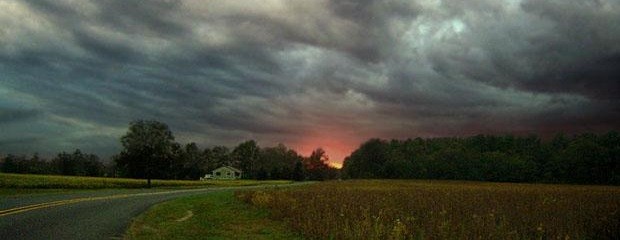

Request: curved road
left=0, top=185, right=295, bottom=240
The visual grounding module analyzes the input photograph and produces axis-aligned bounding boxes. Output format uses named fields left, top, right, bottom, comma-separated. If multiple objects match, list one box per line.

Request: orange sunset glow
left=290, top=128, right=369, bottom=170
left=294, top=138, right=357, bottom=169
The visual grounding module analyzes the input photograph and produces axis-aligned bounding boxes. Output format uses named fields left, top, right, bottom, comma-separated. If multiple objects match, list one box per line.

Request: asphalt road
left=0, top=185, right=294, bottom=240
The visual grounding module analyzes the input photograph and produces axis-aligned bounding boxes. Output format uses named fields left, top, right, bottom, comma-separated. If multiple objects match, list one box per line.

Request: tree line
left=113, top=120, right=338, bottom=181
left=3, top=120, right=618, bottom=185
left=0, top=150, right=106, bottom=177
left=342, top=132, right=620, bottom=185
left=0, top=120, right=339, bottom=181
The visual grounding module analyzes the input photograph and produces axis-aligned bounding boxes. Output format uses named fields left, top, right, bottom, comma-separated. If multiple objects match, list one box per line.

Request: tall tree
left=292, top=160, right=305, bottom=181
left=51, top=149, right=104, bottom=177
left=232, top=140, right=260, bottom=178
left=178, top=142, right=206, bottom=180
left=114, top=120, right=176, bottom=187
left=342, top=139, right=389, bottom=179
left=209, top=146, right=231, bottom=169
left=304, top=148, right=330, bottom=180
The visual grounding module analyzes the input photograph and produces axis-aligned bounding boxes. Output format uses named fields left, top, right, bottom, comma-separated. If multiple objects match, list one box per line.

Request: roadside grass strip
left=126, top=190, right=302, bottom=240
left=0, top=173, right=292, bottom=189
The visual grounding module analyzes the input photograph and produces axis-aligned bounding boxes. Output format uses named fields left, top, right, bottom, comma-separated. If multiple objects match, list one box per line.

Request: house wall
left=212, top=168, right=241, bottom=179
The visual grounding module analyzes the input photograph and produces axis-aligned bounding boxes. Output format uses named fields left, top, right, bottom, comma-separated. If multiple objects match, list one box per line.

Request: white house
left=209, top=166, right=242, bottom=180
left=199, top=174, right=212, bottom=181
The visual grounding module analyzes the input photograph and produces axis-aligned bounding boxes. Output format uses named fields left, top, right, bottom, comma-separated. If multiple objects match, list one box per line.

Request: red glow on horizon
left=292, top=132, right=361, bottom=169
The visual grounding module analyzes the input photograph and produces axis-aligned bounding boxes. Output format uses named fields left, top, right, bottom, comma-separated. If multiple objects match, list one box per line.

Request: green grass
left=0, top=188, right=90, bottom=197
left=126, top=190, right=302, bottom=240
left=0, top=173, right=292, bottom=189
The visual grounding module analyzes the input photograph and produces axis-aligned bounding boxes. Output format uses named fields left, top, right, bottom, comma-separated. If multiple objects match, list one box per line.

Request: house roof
left=213, top=166, right=242, bottom=173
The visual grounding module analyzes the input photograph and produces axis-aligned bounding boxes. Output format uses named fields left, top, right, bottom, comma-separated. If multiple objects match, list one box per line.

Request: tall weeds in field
left=237, top=180, right=620, bottom=239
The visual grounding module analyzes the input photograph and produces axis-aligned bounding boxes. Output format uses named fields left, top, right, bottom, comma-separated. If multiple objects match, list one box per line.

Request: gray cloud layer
left=1, top=0, right=619, bottom=162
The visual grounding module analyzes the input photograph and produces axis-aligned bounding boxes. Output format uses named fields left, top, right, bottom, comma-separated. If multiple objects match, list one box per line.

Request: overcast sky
left=1, top=0, right=619, bottom=165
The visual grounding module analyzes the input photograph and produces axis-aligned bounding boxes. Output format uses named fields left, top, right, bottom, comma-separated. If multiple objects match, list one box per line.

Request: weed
left=239, top=180, right=620, bottom=240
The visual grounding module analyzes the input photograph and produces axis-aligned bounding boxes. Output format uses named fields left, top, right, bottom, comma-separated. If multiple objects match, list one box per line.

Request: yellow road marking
left=0, top=183, right=295, bottom=217
left=0, top=188, right=216, bottom=217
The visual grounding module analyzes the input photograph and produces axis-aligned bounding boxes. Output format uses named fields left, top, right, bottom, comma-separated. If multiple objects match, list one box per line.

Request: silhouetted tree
left=342, top=139, right=389, bottom=179
left=1, top=154, right=53, bottom=174
left=208, top=146, right=231, bottom=169
left=292, top=160, right=305, bottom=181
left=51, top=149, right=104, bottom=176
left=304, top=148, right=331, bottom=180
left=342, top=132, right=620, bottom=185
left=114, top=120, right=176, bottom=187
left=175, top=143, right=206, bottom=180
left=232, top=140, right=260, bottom=179
left=256, top=144, right=298, bottom=180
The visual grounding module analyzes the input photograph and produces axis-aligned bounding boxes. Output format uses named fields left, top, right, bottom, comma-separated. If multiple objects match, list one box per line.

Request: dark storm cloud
left=418, top=0, right=620, bottom=101
left=24, top=0, right=188, bottom=37
left=0, top=107, right=41, bottom=123
left=326, top=0, right=421, bottom=62
left=0, top=0, right=618, bottom=160
left=512, top=0, right=620, bottom=99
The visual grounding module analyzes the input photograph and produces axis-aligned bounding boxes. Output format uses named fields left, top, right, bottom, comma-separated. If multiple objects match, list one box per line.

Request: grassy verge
left=0, top=173, right=291, bottom=189
left=238, top=180, right=620, bottom=240
left=126, top=190, right=302, bottom=240
left=0, top=188, right=90, bottom=197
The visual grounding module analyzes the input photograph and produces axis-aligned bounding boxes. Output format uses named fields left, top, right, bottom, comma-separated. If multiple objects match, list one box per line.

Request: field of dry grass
left=237, top=180, right=620, bottom=240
